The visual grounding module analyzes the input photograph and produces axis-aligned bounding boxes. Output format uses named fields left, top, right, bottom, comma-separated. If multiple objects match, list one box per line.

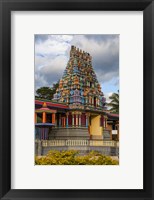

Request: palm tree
left=107, top=91, right=119, bottom=114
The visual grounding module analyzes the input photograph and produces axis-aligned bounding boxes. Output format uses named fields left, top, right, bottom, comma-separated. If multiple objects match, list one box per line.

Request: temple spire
left=53, top=46, right=106, bottom=110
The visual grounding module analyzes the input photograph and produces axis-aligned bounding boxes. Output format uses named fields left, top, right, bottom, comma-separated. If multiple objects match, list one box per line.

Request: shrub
left=35, top=150, right=119, bottom=165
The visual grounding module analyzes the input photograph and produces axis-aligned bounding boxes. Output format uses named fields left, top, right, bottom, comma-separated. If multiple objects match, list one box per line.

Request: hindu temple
left=35, top=46, right=119, bottom=156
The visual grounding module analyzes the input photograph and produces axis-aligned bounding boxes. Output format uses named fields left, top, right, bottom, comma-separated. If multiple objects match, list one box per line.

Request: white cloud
left=35, top=34, right=119, bottom=91
left=105, top=92, right=113, bottom=103
left=35, top=35, right=73, bottom=57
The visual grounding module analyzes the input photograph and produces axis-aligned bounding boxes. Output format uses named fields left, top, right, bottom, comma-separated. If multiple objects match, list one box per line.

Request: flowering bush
left=35, top=150, right=118, bottom=165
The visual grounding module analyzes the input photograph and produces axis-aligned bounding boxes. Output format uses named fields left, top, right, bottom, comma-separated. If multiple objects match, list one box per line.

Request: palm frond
left=107, top=91, right=119, bottom=114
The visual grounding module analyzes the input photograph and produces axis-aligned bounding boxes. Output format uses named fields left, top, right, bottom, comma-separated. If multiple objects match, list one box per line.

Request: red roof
left=107, top=113, right=119, bottom=117
left=35, top=100, right=69, bottom=109
left=106, top=113, right=119, bottom=120
left=35, top=107, right=57, bottom=113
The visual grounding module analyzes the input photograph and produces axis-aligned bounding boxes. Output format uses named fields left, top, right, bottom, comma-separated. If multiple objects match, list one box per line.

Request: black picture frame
left=0, top=0, right=154, bottom=199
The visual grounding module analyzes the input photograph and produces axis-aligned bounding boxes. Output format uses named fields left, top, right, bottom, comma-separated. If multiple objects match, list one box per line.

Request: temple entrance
left=46, top=113, right=52, bottom=123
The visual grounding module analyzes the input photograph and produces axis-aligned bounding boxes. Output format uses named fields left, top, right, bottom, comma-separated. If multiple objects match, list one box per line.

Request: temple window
left=94, top=97, right=96, bottom=107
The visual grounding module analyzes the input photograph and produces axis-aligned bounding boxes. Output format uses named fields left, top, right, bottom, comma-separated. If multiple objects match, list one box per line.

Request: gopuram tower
left=53, top=46, right=106, bottom=109
left=52, top=46, right=107, bottom=140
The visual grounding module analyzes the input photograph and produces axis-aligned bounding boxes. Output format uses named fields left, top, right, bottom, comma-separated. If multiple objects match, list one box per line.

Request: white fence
left=42, top=140, right=119, bottom=147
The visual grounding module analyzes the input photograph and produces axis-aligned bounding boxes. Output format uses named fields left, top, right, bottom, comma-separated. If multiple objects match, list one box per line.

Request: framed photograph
left=0, top=0, right=153, bottom=199
left=34, top=34, right=120, bottom=165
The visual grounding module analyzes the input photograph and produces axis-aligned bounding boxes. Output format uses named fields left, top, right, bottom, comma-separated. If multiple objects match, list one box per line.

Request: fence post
left=38, top=140, right=42, bottom=156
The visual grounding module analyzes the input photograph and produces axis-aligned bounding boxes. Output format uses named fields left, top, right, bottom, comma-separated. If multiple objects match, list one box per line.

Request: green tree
left=108, top=91, right=119, bottom=113
left=52, top=81, right=59, bottom=95
left=36, top=81, right=59, bottom=100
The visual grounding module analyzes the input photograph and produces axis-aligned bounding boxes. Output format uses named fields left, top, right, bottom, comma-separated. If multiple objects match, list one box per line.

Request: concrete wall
left=90, top=115, right=102, bottom=136
left=42, top=146, right=119, bottom=156
left=35, top=141, right=119, bottom=156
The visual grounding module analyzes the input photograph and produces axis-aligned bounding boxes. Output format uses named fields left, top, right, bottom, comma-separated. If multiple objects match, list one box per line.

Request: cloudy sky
left=35, top=34, right=119, bottom=102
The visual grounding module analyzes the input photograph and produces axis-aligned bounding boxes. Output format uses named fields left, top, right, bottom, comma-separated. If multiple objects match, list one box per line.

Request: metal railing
left=41, top=140, right=119, bottom=147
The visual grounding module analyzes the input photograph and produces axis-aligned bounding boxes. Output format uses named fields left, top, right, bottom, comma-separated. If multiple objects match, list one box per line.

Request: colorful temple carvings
left=53, top=45, right=106, bottom=111
left=35, top=45, right=119, bottom=156
left=35, top=46, right=113, bottom=141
